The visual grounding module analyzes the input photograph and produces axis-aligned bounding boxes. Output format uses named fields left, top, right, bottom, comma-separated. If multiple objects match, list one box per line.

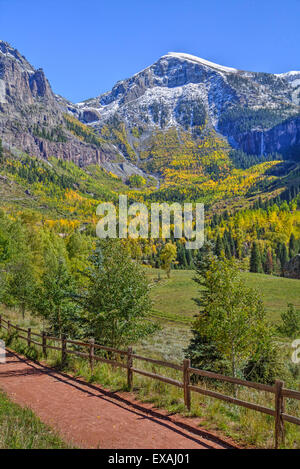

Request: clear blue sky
left=1, top=0, right=300, bottom=102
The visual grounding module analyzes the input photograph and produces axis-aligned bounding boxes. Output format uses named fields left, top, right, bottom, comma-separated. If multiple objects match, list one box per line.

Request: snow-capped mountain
left=70, top=52, right=300, bottom=157
left=1, top=40, right=300, bottom=176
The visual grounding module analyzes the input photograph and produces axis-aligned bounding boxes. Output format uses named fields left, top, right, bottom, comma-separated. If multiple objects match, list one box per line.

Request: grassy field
left=142, top=268, right=300, bottom=362
left=147, top=269, right=300, bottom=325
left=0, top=390, right=70, bottom=449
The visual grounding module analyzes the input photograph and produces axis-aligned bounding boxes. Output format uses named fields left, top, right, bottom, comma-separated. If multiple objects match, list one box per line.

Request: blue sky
left=1, top=0, right=300, bottom=102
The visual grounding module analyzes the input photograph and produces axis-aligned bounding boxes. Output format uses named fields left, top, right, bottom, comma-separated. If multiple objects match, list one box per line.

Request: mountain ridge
left=0, top=40, right=148, bottom=180
left=70, top=50, right=300, bottom=158
left=0, top=40, right=300, bottom=184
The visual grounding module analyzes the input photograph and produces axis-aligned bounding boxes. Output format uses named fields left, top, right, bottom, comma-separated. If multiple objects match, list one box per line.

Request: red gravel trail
left=0, top=350, right=240, bottom=449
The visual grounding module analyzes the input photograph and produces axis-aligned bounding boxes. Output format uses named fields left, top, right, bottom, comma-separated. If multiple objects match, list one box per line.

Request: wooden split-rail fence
left=0, top=315, right=300, bottom=449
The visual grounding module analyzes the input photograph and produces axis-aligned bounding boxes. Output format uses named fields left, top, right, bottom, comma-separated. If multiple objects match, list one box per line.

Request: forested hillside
left=1, top=134, right=299, bottom=277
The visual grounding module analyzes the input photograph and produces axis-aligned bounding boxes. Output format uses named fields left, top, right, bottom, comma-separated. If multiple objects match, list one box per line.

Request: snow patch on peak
left=277, top=71, right=300, bottom=77
left=165, top=52, right=238, bottom=73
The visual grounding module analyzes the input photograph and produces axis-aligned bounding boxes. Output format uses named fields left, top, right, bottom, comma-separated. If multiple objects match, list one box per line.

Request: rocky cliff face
left=0, top=41, right=52, bottom=104
left=234, top=115, right=300, bottom=156
left=75, top=52, right=300, bottom=160
left=0, top=41, right=129, bottom=174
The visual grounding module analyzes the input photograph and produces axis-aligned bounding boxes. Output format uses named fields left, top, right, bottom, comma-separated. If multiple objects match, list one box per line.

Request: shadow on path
left=1, top=350, right=238, bottom=449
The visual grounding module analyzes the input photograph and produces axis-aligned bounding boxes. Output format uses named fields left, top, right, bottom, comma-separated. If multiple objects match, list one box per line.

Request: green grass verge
left=0, top=389, right=71, bottom=449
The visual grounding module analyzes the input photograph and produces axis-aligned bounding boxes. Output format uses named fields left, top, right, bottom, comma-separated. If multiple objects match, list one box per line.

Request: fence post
left=42, top=332, right=47, bottom=357
left=183, top=359, right=191, bottom=411
left=61, top=334, right=67, bottom=366
left=27, top=328, right=31, bottom=347
left=275, top=379, right=285, bottom=449
left=0, top=315, right=2, bottom=329
left=127, top=347, right=133, bottom=391
left=89, top=338, right=95, bottom=373
left=7, top=320, right=11, bottom=334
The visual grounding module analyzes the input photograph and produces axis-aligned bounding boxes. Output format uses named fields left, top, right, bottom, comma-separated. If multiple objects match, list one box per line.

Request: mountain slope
left=1, top=41, right=300, bottom=193
left=74, top=51, right=300, bottom=161
left=0, top=41, right=147, bottom=179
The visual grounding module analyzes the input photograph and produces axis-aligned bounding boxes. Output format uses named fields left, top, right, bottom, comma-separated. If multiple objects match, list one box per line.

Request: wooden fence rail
left=0, top=315, right=299, bottom=449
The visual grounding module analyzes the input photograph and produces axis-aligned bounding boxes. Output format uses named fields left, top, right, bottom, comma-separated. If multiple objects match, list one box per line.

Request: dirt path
left=0, top=350, right=239, bottom=449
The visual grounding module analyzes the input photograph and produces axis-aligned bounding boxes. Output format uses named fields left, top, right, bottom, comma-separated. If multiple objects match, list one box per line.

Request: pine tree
left=234, top=236, right=242, bottom=259
left=177, top=244, right=187, bottom=269
left=250, top=241, right=262, bottom=273
left=243, top=337, right=283, bottom=384
left=280, top=243, right=288, bottom=275
left=224, top=239, right=232, bottom=259
left=215, top=234, right=224, bottom=257
left=228, top=230, right=236, bottom=257
left=192, top=256, right=271, bottom=378
left=277, top=304, right=300, bottom=338
left=187, top=242, right=229, bottom=374
left=185, top=248, right=193, bottom=268
left=185, top=330, right=230, bottom=375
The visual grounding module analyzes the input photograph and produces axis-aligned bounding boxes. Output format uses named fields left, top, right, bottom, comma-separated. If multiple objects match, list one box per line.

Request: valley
left=0, top=38, right=299, bottom=450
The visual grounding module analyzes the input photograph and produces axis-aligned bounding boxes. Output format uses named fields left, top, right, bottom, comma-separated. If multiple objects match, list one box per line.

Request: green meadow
left=147, top=269, right=300, bottom=324
left=140, top=269, right=300, bottom=362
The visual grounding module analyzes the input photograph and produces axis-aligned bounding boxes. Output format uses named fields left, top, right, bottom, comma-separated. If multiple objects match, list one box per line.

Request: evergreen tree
left=250, top=241, right=262, bottom=273
left=224, top=239, right=232, bottom=259
left=234, top=236, right=242, bottom=259
left=192, top=256, right=271, bottom=378
left=185, top=248, right=193, bottom=268
left=277, top=304, right=300, bottom=339
left=185, top=330, right=230, bottom=376
left=228, top=230, right=236, bottom=257
left=243, top=337, right=283, bottom=384
left=215, top=234, right=224, bottom=257
left=186, top=242, right=229, bottom=374
left=280, top=243, right=288, bottom=275
left=194, top=255, right=267, bottom=376
left=177, top=244, right=187, bottom=269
